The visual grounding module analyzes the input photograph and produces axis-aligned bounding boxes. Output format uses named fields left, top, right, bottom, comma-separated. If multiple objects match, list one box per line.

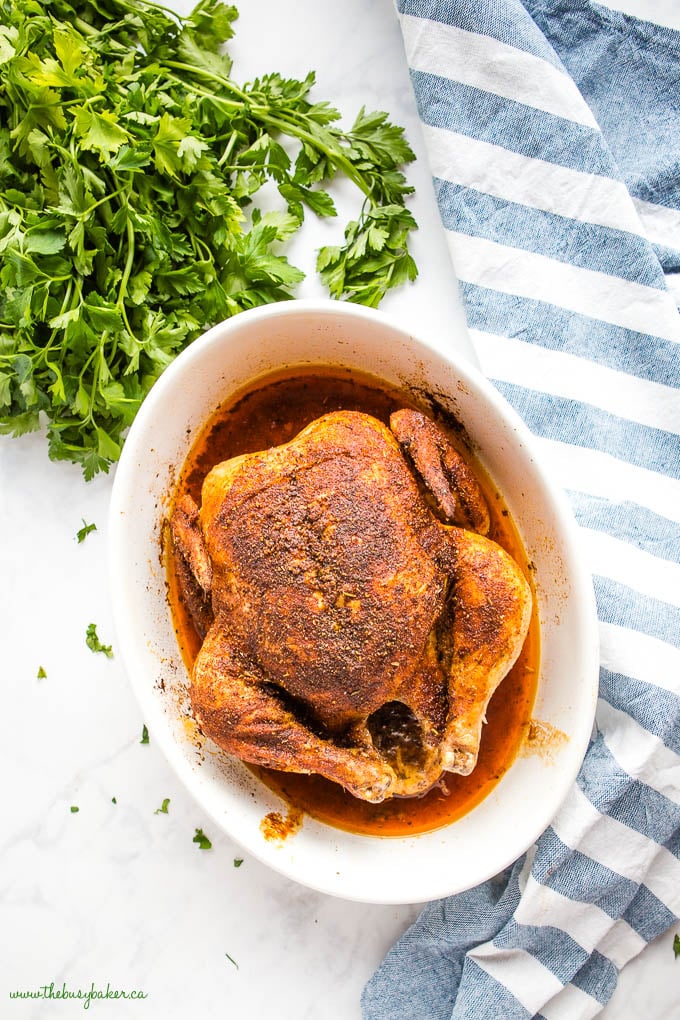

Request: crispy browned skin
left=170, top=409, right=531, bottom=803
left=171, top=494, right=213, bottom=593
left=441, top=528, right=533, bottom=774
left=192, top=626, right=395, bottom=802
left=390, top=408, right=491, bottom=534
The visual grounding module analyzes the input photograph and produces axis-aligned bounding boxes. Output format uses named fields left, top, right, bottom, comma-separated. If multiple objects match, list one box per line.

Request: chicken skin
left=170, top=409, right=532, bottom=803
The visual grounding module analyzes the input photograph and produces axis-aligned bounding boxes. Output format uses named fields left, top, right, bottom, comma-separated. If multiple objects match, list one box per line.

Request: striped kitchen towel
left=363, top=2, right=680, bottom=1018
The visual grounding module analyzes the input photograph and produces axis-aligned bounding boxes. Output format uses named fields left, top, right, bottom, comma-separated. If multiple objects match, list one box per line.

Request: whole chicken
left=170, top=408, right=532, bottom=803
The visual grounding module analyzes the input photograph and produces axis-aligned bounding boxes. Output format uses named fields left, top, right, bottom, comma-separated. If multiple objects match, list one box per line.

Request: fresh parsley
left=85, top=622, right=113, bottom=657
left=70, top=805, right=79, bottom=813
left=674, top=933, right=680, bottom=959
left=76, top=519, right=97, bottom=543
left=0, top=0, right=417, bottom=478
left=37, top=665, right=47, bottom=679
left=225, top=952, right=239, bottom=970
left=193, top=827, right=212, bottom=850
left=140, top=724, right=149, bottom=744
left=233, top=858, right=243, bottom=868
left=154, top=797, right=170, bottom=814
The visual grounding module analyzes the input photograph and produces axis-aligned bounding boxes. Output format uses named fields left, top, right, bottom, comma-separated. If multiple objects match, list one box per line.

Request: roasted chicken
left=170, top=408, right=532, bottom=803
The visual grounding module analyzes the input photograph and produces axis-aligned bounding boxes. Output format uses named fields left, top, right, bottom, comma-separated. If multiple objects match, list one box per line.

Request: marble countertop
left=1, top=1, right=678, bottom=1018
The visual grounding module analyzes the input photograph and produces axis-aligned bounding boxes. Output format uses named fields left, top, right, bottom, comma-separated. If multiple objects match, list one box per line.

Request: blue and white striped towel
left=363, top=2, right=680, bottom=1018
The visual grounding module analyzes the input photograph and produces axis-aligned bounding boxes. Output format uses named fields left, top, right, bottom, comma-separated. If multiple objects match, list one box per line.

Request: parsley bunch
left=0, top=0, right=417, bottom=477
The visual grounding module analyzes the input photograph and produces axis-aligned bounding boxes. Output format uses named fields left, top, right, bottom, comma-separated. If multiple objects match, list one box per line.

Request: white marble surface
left=1, top=1, right=678, bottom=1018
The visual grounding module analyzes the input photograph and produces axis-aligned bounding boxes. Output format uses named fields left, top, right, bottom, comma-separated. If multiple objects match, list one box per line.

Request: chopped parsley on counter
left=193, top=828, right=212, bottom=850
left=76, top=520, right=97, bottom=543
left=85, top=623, right=113, bottom=657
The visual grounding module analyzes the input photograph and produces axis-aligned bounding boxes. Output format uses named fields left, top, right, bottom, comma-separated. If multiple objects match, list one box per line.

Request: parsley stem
left=74, top=16, right=98, bottom=36
left=191, top=233, right=212, bottom=261
left=78, top=347, right=99, bottom=385
left=85, top=347, right=102, bottom=425
left=79, top=187, right=126, bottom=221
left=119, top=0, right=183, bottom=27
left=161, top=62, right=371, bottom=201
left=119, top=303, right=137, bottom=345
left=255, top=110, right=372, bottom=200
left=36, top=280, right=75, bottom=374
left=118, top=217, right=136, bottom=309
left=59, top=281, right=74, bottom=315
left=218, top=131, right=240, bottom=168
left=162, top=61, right=248, bottom=104
left=60, top=95, right=105, bottom=110
left=116, top=216, right=141, bottom=347
left=219, top=161, right=270, bottom=174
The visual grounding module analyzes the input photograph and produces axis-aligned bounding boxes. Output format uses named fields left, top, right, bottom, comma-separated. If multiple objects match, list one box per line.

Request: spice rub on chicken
left=170, top=408, right=532, bottom=803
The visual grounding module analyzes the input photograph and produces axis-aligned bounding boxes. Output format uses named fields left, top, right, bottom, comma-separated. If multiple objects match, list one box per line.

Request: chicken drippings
left=166, top=368, right=540, bottom=837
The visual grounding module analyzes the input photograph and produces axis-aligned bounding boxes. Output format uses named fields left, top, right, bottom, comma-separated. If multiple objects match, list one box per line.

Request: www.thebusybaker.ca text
left=9, top=981, right=148, bottom=1009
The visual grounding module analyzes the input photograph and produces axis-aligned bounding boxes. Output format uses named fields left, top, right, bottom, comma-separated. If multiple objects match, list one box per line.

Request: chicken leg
left=440, top=527, right=532, bottom=774
left=192, top=624, right=398, bottom=803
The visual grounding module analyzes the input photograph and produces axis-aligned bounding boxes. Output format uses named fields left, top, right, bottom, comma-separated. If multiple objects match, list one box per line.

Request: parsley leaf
left=0, top=0, right=417, bottom=477
left=193, top=827, right=212, bottom=850
left=140, top=724, right=149, bottom=745
left=76, top=519, right=97, bottom=543
left=233, top=858, right=243, bottom=868
left=70, top=805, right=79, bottom=813
left=154, top=798, right=170, bottom=814
left=674, top=933, right=680, bottom=959
left=37, top=665, right=47, bottom=679
left=85, top=623, right=113, bottom=657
